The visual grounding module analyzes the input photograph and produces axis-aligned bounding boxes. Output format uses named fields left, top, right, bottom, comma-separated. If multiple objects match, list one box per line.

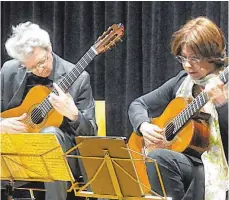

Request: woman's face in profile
left=180, top=44, right=216, bottom=80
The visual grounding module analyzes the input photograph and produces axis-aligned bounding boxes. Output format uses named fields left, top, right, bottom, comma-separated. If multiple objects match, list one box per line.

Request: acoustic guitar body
left=128, top=66, right=229, bottom=194
left=150, top=97, right=210, bottom=153
left=128, top=97, right=210, bottom=193
left=1, top=24, right=125, bottom=134
left=1, top=85, right=63, bottom=133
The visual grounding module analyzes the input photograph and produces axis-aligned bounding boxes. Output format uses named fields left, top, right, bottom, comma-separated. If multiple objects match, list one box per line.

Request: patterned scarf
left=176, top=74, right=229, bottom=200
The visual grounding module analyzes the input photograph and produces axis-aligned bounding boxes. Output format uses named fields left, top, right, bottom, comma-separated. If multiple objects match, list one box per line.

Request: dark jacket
left=128, top=70, right=228, bottom=199
left=128, top=70, right=228, bottom=160
left=1, top=53, right=97, bottom=138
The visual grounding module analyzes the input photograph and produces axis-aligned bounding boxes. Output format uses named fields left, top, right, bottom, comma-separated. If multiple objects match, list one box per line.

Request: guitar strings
left=164, top=66, right=229, bottom=137
left=164, top=93, right=205, bottom=138
left=27, top=58, right=88, bottom=123
left=164, top=92, right=208, bottom=139
left=23, top=57, right=228, bottom=129
left=23, top=49, right=96, bottom=126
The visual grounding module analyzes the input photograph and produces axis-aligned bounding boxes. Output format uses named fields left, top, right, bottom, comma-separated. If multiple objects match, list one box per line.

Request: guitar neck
left=170, top=66, right=228, bottom=134
left=172, top=91, right=208, bottom=133
left=38, top=47, right=97, bottom=115
left=56, top=47, right=97, bottom=92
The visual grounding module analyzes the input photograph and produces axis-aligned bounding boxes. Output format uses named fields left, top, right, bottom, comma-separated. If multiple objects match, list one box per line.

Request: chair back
left=95, top=101, right=106, bottom=136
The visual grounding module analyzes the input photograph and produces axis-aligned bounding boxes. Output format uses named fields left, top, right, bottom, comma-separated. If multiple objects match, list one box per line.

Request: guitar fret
left=44, top=99, right=52, bottom=110
left=66, top=75, right=73, bottom=85
left=78, top=62, right=85, bottom=71
left=82, top=56, right=88, bottom=65
left=219, top=67, right=228, bottom=83
left=179, top=116, right=183, bottom=128
left=87, top=51, right=93, bottom=59
left=60, top=80, right=67, bottom=91
left=190, top=102, right=195, bottom=115
left=196, top=96, right=200, bottom=108
left=183, top=113, right=186, bottom=123
left=85, top=53, right=92, bottom=63
left=38, top=48, right=97, bottom=117
left=69, top=72, right=75, bottom=82
left=200, top=95, right=203, bottom=106
left=46, top=101, right=52, bottom=110
left=181, top=114, right=185, bottom=125
left=72, top=67, right=82, bottom=79
left=198, top=95, right=202, bottom=107
left=174, top=120, right=178, bottom=133
left=164, top=66, right=228, bottom=141
left=187, top=106, right=191, bottom=118
left=88, top=49, right=96, bottom=59
left=184, top=112, right=188, bottom=121
left=59, top=81, right=66, bottom=92
left=170, top=121, right=175, bottom=133
left=178, top=116, right=182, bottom=129
left=193, top=100, right=198, bottom=113
left=2, top=24, right=125, bottom=130
left=42, top=102, right=49, bottom=113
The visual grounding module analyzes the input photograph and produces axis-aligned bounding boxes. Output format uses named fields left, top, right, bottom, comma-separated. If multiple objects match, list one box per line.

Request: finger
left=14, top=126, right=28, bottom=132
left=11, top=124, right=28, bottom=132
left=147, top=131, right=164, bottom=140
left=151, top=137, right=164, bottom=144
left=143, top=137, right=153, bottom=147
left=12, top=120, right=28, bottom=127
left=15, top=113, right=27, bottom=121
left=153, top=125, right=163, bottom=133
left=53, top=102, right=61, bottom=108
left=53, top=83, right=65, bottom=96
left=49, top=93, right=59, bottom=102
left=50, top=103, right=60, bottom=111
left=144, top=132, right=164, bottom=142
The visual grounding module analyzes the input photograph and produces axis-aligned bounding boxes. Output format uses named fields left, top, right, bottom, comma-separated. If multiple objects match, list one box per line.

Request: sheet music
left=0, top=133, right=74, bottom=182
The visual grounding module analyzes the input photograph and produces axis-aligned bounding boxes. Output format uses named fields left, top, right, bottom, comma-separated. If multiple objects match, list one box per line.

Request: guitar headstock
left=93, top=23, right=124, bottom=55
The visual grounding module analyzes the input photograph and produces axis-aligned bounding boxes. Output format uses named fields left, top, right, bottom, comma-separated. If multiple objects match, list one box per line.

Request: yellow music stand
left=65, top=136, right=172, bottom=200
left=0, top=133, right=75, bottom=199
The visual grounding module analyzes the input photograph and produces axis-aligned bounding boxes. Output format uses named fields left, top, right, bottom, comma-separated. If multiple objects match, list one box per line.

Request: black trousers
left=146, top=149, right=205, bottom=200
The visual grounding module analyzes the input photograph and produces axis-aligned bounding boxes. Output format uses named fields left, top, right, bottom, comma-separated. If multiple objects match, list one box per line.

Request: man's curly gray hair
left=5, top=21, right=51, bottom=62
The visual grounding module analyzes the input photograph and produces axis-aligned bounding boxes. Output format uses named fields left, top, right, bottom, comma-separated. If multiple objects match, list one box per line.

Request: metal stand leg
left=5, top=181, right=14, bottom=200
left=29, top=189, right=35, bottom=200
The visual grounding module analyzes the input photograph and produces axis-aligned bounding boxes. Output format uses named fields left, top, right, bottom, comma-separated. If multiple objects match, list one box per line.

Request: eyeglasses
left=25, top=51, right=49, bottom=72
left=175, top=55, right=202, bottom=65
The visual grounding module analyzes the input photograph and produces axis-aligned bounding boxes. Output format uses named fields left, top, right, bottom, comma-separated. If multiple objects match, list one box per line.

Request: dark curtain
left=1, top=1, right=228, bottom=138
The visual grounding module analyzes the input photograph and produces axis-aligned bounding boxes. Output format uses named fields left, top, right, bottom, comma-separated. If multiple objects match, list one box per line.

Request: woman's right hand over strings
left=139, top=121, right=165, bottom=148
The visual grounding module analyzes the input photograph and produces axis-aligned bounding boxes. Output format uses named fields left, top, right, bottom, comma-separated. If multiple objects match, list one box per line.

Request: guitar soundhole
left=31, top=108, right=44, bottom=124
left=165, top=123, right=176, bottom=141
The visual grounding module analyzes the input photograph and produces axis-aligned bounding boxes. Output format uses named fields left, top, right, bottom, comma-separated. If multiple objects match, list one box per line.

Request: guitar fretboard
left=165, top=66, right=228, bottom=138
left=171, top=91, right=209, bottom=134
left=37, top=47, right=97, bottom=117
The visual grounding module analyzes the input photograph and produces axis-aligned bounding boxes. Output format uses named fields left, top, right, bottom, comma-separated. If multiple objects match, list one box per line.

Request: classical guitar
left=128, top=66, right=228, bottom=191
left=1, top=24, right=124, bottom=133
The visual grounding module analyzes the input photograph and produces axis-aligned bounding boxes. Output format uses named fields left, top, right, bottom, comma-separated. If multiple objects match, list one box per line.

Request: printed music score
left=1, top=133, right=74, bottom=182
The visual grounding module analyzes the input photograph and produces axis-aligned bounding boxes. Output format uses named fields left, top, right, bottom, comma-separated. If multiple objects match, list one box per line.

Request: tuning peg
left=111, top=41, right=116, bottom=46
left=118, top=37, right=123, bottom=42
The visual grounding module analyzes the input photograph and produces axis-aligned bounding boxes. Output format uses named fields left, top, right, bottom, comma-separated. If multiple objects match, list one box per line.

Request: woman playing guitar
left=128, top=16, right=228, bottom=200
